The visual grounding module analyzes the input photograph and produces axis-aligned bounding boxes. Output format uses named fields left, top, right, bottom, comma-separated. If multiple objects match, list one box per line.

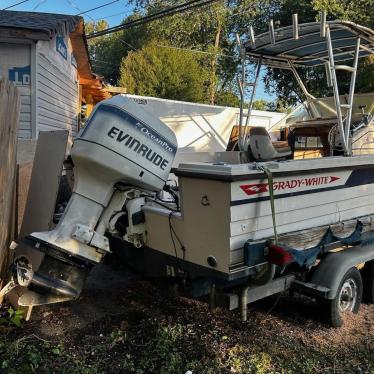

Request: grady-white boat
left=131, top=16, right=374, bottom=280
left=7, top=16, right=374, bottom=326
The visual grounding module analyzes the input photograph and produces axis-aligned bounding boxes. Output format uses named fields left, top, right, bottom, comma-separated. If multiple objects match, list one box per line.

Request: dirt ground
left=1, top=260, right=373, bottom=374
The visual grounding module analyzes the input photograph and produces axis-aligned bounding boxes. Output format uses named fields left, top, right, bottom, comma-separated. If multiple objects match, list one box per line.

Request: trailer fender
left=309, top=243, right=374, bottom=299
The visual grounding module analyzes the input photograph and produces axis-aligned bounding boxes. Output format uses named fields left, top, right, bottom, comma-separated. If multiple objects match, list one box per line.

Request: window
left=295, top=136, right=322, bottom=148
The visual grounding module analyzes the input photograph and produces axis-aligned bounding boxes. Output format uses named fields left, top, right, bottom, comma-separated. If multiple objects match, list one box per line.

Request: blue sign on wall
left=56, top=36, right=68, bottom=60
left=71, top=53, right=77, bottom=68
left=8, top=65, right=31, bottom=85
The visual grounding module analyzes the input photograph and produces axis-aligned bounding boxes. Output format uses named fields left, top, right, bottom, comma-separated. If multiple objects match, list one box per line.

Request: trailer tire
left=362, top=261, right=374, bottom=303
left=324, top=267, right=362, bottom=328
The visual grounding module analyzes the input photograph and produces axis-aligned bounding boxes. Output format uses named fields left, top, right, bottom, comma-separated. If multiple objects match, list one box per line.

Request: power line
left=86, top=0, right=221, bottom=39
left=77, top=0, right=121, bottom=16
left=118, top=38, right=137, bottom=51
left=91, top=58, right=119, bottom=68
left=88, top=43, right=234, bottom=70
left=32, top=0, right=47, bottom=11
left=2, top=0, right=30, bottom=10
left=156, top=44, right=235, bottom=59
left=65, top=0, right=94, bottom=21
left=92, top=10, right=129, bottom=22
left=87, top=0, right=218, bottom=39
left=99, top=1, right=241, bottom=24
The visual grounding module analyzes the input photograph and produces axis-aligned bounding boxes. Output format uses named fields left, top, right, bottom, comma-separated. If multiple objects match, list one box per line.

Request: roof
left=0, top=10, right=81, bottom=40
left=0, top=10, right=110, bottom=102
left=245, top=21, right=374, bottom=68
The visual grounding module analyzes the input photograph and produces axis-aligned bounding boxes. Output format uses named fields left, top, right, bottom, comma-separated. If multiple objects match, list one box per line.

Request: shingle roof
left=0, top=10, right=82, bottom=39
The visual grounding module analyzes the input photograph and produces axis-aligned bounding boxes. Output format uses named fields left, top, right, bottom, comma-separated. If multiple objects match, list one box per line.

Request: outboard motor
left=14, top=96, right=177, bottom=305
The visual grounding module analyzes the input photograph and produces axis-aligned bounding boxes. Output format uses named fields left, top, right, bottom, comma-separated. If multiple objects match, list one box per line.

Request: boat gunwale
left=174, top=162, right=374, bottom=182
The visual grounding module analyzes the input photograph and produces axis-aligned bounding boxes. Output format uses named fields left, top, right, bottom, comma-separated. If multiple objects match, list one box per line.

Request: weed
left=0, top=307, right=24, bottom=327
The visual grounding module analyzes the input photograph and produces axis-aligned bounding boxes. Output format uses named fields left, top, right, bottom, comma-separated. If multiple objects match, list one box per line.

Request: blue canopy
left=245, top=21, right=374, bottom=68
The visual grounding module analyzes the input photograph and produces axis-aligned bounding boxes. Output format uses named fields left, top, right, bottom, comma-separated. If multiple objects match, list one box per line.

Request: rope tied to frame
left=255, top=163, right=278, bottom=244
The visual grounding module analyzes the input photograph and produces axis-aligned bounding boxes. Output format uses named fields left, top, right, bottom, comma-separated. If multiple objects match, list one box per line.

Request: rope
left=256, top=164, right=278, bottom=244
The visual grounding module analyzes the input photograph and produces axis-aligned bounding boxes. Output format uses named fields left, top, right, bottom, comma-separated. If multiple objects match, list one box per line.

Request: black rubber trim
left=75, top=138, right=167, bottom=183
left=174, top=163, right=374, bottom=182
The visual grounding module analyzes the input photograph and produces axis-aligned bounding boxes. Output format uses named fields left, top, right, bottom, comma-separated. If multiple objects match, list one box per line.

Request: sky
left=0, top=0, right=275, bottom=101
left=1, top=0, right=134, bottom=26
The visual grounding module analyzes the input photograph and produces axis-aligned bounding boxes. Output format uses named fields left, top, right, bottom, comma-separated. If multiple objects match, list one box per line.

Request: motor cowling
left=15, top=96, right=178, bottom=304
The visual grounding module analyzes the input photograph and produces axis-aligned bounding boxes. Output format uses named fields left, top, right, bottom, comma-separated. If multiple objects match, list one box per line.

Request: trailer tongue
left=4, top=13, right=374, bottom=327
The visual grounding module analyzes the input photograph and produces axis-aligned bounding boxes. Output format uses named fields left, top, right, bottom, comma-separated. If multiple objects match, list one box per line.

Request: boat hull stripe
left=230, top=167, right=374, bottom=206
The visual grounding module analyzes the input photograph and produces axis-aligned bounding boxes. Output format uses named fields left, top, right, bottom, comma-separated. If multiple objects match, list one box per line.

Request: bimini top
left=245, top=21, right=374, bottom=68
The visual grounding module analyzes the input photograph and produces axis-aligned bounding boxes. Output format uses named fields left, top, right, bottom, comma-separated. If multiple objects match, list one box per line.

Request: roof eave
left=0, top=26, right=50, bottom=41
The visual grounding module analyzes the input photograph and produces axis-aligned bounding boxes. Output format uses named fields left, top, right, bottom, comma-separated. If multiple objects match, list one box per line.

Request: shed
left=0, top=10, right=110, bottom=141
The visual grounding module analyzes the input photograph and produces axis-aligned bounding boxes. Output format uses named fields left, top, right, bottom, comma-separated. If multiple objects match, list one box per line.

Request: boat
left=129, top=16, right=374, bottom=282
left=7, top=15, right=374, bottom=315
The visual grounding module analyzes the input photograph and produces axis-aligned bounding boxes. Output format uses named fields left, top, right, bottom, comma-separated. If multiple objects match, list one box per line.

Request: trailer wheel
left=362, top=261, right=374, bottom=303
left=325, top=267, right=362, bottom=328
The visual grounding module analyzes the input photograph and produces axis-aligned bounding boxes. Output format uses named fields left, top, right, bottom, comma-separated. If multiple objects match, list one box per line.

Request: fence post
left=0, top=78, right=20, bottom=283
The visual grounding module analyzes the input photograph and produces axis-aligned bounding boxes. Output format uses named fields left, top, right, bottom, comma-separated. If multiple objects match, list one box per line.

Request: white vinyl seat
left=248, top=127, right=292, bottom=161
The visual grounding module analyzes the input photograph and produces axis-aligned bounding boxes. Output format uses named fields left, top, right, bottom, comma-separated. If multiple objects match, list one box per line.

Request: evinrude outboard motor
left=14, top=96, right=177, bottom=305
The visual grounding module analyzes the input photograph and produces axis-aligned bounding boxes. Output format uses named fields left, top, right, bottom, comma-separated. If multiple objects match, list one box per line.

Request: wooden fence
left=0, top=79, right=20, bottom=282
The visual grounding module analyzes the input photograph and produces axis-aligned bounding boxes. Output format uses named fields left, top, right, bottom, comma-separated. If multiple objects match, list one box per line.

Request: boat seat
left=248, top=127, right=292, bottom=161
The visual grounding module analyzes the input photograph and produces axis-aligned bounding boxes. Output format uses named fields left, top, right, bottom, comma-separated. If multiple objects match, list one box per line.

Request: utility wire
left=32, top=0, right=47, bottom=11
left=156, top=44, right=235, bottom=59
left=77, top=0, right=121, bottom=16
left=92, top=10, right=129, bottom=22
left=88, top=41, right=234, bottom=69
left=91, top=58, right=119, bottom=68
left=65, top=0, right=94, bottom=21
left=86, top=0, right=221, bottom=39
left=119, top=38, right=137, bottom=51
left=2, top=0, right=30, bottom=10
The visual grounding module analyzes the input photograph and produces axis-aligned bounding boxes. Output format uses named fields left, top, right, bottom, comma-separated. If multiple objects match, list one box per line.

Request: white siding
left=0, top=43, right=32, bottom=139
left=36, top=33, right=78, bottom=139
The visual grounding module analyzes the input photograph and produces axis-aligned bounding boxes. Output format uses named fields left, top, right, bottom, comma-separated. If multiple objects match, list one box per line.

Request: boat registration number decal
left=240, top=176, right=340, bottom=195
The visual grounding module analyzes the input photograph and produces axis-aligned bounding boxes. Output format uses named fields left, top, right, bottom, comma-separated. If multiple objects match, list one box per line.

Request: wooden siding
left=19, top=89, right=31, bottom=138
left=36, top=53, right=78, bottom=137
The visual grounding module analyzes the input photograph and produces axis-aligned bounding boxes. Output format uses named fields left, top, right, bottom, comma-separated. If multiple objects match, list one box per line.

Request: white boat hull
left=229, top=168, right=374, bottom=264
left=144, top=155, right=374, bottom=277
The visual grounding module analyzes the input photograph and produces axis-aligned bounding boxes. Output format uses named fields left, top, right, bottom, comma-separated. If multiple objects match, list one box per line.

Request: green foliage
left=87, top=0, right=374, bottom=108
left=0, top=307, right=24, bottom=327
left=226, top=345, right=273, bottom=374
left=120, top=324, right=222, bottom=374
left=0, top=337, right=99, bottom=374
left=215, top=89, right=241, bottom=107
left=87, top=1, right=274, bottom=105
left=119, top=40, right=209, bottom=103
left=261, top=0, right=374, bottom=105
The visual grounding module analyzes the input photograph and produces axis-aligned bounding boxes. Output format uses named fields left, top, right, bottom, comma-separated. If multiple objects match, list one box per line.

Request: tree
left=257, top=0, right=374, bottom=105
left=119, top=40, right=209, bottom=103
left=86, top=0, right=278, bottom=106
left=215, top=89, right=241, bottom=107
left=86, top=14, right=153, bottom=84
left=87, top=0, right=374, bottom=108
left=85, top=20, right=120, bottom=83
